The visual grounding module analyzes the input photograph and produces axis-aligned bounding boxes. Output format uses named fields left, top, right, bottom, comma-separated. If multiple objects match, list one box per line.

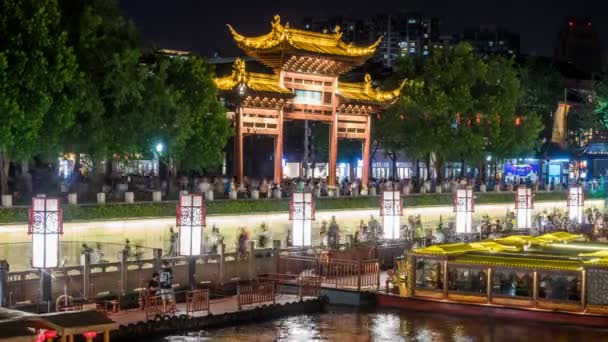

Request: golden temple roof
left=227, top=15, right=381, bottom=73
left=337, top=74, right=405, bottom=104
left=412, top=234, right=601, bottom=271
left=413, top=241, right=519, bottom=256
left=451, top=254, right=583, bottom=271
left=214, top=58, right=292, bottom=95
left=493, top=233, right=585, bottom=247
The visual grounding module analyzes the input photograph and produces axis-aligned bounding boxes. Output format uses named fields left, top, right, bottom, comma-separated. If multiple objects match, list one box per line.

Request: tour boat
left=377, top=232, right=608, bottom=327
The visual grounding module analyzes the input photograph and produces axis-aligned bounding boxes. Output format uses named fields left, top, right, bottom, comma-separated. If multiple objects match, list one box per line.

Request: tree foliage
left=144, top=55, right=232, bottom=173
left=0, top=0, right=80, bottom=193
left=377, top=43, right=543, bottom=181
left=60, top=0, right=147, bottom=159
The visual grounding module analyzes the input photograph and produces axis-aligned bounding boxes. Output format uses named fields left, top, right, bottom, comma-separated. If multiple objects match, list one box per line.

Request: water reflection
left=162, top=307, right=608, bottom=342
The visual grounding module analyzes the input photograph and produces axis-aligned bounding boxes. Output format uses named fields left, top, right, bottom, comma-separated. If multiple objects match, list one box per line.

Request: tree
left=594, top=80, right=608, bottom=129
left=392, top=43, right=488, bottom=181
left=60, top=0, right=147, bottom=177
left=518, top=57, right=563, bottom=137
left=143, top=54, right=232, bottom=183
left=386, top=43, right=542, bottom=183
left=0, top=0, right=80, bottom=194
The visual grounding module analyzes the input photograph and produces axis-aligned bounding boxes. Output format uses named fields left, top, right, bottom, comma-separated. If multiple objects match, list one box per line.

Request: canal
left=160, top=306, right=608, bottom=341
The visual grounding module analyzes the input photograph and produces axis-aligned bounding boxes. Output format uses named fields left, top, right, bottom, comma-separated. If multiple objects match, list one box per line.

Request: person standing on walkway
left=159, top=260, right=174, bottom=311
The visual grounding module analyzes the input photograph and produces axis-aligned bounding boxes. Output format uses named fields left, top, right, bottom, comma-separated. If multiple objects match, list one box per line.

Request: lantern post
left=176, top=194, right=206, bottom=289
left=28, top=197, right=63, bottom=312
left=380, top=191, right=403, bottom=240
left=454, top=189, right=474, bottom=234
left=567, top=186, right=584, bottom=224
left=289, top=192, right=315, bottom=247
left=515, top=187, right=534, bottom=229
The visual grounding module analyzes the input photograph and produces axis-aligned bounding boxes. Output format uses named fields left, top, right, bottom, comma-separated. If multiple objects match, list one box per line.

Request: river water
left=160, top=306, right=608, bottom=342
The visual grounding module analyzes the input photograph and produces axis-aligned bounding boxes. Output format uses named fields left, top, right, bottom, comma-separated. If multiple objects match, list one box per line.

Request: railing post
left=153, top=248, right=162, bottom=271
left=376, top=262, right=380, bottom=291
left=357, top=261, right=362, bottom=291
left=188, top=256, right=196, bottom=290
left=218, top=243, right=225, bottom=285
left=119, top=250, right=127, bottom=296
left=273, top=240, right=281, bottom=274
left=236, top=283, right=241, bottom=310
left=82, top=252, right=91, bottom=300
left=0, top=260, right=8, bottom=307
left=532, top=270, right=538, bottom=308
left=248, top=240, right=255, bottom=281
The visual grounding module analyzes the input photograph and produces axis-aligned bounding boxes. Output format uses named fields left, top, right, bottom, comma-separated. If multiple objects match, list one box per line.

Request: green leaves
left=143, top=55, right=232, bottom=173
left=0, top=0, right=80, bottom=192
left=376, top=43, right=544, bottom=178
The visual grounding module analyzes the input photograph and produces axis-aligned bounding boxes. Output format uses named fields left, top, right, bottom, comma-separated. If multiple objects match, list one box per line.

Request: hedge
left=0, top=191, right=601, bottom=224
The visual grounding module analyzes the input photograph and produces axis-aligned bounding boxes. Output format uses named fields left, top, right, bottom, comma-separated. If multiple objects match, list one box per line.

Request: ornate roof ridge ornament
left=226, top=14, right=382, bottom=58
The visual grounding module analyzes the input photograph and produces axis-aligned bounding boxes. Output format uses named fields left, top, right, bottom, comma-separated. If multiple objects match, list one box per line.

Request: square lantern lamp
left=177, top=194, right=206, bottom=256
left=381, top=191, right=403, bottom=240
left=28, top=197, right=63, bottom=269
left=515, top=187, right=534, bottom=229
left=567, top=186, right=584, bottom=224
left=290, top=192, right=315, bottom=247
left=454, top=189, right=474, bottom=234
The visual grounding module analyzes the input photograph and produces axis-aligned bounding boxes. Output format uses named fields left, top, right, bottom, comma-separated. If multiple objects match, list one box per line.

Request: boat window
left=492, top=270, right=533, bottom=297
left=538, top=273, right=581, bottom=302
left=415, top=258, right=443, bottom=290
left=447, top=267, right=487, bottom=294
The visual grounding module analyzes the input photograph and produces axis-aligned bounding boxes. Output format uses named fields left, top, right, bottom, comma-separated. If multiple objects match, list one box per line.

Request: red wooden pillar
left=274, top=109, right=284, bottom=184
left=234, top=107, right=244, bottom=184
left=362, top=115, right=371, bottom=187
left=329, top=116, right=338, bottom=187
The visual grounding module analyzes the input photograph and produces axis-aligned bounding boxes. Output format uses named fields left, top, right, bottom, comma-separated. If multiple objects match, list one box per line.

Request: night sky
left=120, top=0, right=608, bottom=58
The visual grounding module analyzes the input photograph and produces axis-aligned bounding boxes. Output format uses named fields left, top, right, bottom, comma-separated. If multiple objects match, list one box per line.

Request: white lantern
left=567, top=186, right=584, bottom=224
left=381, top=191, right=402, bottom=239
left=515, top=187, right=533, bottom=229
left=454, top=189, right=474, bottom=234
left=28, top=198, right=62, bottom=269
left=177, top=194, right=205, bottom=256
left=290, top=192, right=315, bottom=247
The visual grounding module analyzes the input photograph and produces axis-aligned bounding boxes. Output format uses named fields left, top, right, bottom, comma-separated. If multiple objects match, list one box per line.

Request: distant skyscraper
left=456, top=26, right=520, bottom=56
left=555, top=17, right=603, bottom=74
left=300, top=12, right=440, bottom=67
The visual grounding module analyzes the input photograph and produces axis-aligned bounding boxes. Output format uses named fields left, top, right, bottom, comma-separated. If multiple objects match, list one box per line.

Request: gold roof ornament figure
left=337, top=74, right=406, bottom=104
left=214, top=58, right=292, bottom=95
left=227, top=14, right=382, bottom=73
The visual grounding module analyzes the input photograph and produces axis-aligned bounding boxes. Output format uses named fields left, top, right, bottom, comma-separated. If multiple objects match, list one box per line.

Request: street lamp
left=289, top=192, right=315, bottom=247
left=28, top=197, right=63, bottom=312
left=380, top=190, right=402, bottom=240
left=155, top=143, right=164, bottom=153
left=515, top=187, right=533, bottom=229
left=567, top=186, right=584, bottom=224
left=454, top=189, right=474, bottom=234
left=28, top=197, right=63, bottom=269
left=177, top=194, right=205, bottom=256
left=177, top=194, right=206, bottom=289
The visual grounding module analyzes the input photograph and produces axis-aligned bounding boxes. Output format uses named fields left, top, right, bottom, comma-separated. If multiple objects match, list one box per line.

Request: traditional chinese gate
left=215, top=15, right=404, bottom=187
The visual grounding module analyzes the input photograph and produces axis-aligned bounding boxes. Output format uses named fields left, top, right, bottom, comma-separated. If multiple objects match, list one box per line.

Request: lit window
left=489, top=41, right=494, bottom=46
left=408, top=19, right=417, bottom=24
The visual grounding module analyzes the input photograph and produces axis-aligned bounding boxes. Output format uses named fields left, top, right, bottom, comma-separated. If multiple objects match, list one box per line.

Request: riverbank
left=0, top=191, right=594, bottom=224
